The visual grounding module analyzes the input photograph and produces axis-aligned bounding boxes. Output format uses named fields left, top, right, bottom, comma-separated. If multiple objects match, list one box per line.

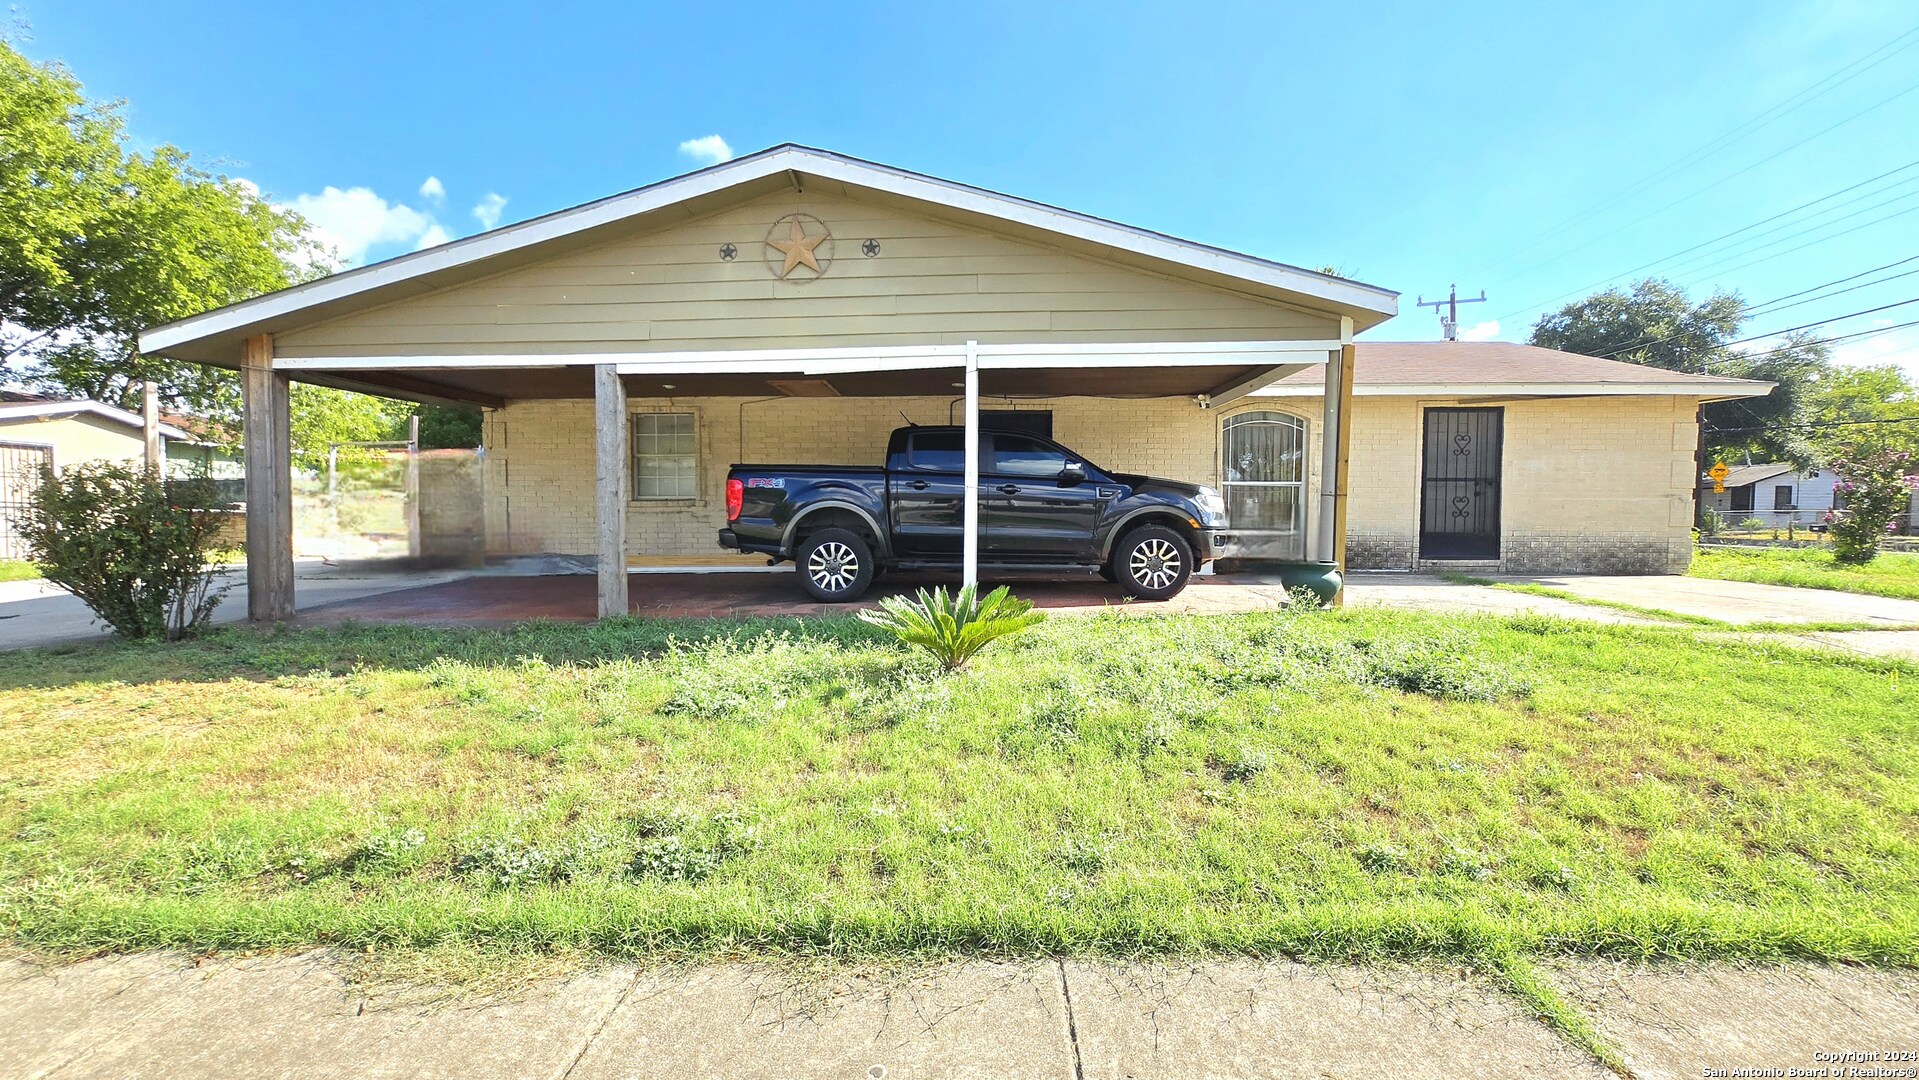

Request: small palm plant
left=857, top=583, right=1045, bottom=671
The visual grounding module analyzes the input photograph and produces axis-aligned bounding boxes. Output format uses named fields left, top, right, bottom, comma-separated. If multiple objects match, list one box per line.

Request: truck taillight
left=725, top=478, right=744, bottom=521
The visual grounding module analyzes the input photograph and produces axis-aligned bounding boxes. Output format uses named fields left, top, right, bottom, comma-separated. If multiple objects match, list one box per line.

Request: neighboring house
left=1703, top=463, right=1916, bottom=533
left=139, top=145, right=1773, bottom=619
left=0, top=392, right=200, bottom=560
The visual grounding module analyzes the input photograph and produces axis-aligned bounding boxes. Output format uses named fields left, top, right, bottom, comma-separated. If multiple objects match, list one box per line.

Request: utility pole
left=141, top=380, right=161, bottom=477
left=1416, top=285, right=1487, bottom=341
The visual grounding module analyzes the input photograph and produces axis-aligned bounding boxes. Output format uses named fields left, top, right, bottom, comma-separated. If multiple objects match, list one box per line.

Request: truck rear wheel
left=796, top=528, right=875, bottom=603
left=1113, top=524, right=1193, bottom=600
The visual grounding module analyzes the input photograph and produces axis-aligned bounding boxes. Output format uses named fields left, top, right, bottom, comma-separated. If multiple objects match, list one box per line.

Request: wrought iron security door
left=0, top=441, right=53, bottom=561
left=1419, top=408, right=1502, bottom=560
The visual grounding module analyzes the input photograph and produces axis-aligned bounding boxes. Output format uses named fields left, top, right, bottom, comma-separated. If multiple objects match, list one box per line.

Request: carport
left=137, top=145, right=1395, bottom=619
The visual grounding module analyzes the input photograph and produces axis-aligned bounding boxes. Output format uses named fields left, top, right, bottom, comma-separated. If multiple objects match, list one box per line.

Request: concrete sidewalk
left=4, top=952, right=1914, bottom=1079
left=0, top=560, right=475, bottom=651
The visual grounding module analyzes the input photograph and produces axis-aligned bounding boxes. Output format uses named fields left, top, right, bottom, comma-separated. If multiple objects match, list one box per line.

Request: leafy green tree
left=288, top=385, right=415, bottom=469
left=1803, top=364, right=1919, bottom=460
left=1528, top=278, right=1829, bottom=466
left=0, top=39, right=322, bottom=418
left=415, top=405, right=484, bottom=450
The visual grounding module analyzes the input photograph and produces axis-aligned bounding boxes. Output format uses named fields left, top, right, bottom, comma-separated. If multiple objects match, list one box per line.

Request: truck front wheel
left=1113, top=524, right=1193, bottom=600
left=795, top=527, right=876, bottom=603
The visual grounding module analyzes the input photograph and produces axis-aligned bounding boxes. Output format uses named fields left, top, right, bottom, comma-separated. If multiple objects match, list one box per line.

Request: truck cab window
left=989, top=435, right=1069, bottom=477
left=907, top=431, right=964, bottom=472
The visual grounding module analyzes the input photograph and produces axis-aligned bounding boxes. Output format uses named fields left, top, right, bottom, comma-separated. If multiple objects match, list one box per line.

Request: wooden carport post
left=594, top=365, right=629, bottom=619
left=1331, top=341, right=1356, bottom=606
left=241, top=333, right=295, bottom=620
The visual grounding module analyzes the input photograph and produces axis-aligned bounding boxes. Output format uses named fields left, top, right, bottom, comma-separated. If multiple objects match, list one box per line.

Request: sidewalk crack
left=556, top=967, right=642, bottom=1080
left=1056, top=960, right=1086, bottom=1080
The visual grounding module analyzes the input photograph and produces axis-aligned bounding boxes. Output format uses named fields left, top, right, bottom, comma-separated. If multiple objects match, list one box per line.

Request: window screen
left=631, top=412, right=697, bottom=499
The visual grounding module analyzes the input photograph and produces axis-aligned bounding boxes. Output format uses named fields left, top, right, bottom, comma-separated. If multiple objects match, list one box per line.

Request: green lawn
left=0, top=609, right=1913, bottom=974
left=0, top=560, right=41, bottom=582
left=1691, top=544, right=1919, bottom=601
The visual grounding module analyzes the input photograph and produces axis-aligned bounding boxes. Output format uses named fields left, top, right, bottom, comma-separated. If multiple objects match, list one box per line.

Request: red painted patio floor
left=298, top=571, right=1298, bottom=625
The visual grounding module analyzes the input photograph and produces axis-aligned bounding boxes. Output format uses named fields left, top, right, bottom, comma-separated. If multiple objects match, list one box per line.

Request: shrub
left=1826, top=445, right=1919, bottom=563
left=857, top=583, right=1044, bottom=671
left=16, top=461, right=232, bottom=639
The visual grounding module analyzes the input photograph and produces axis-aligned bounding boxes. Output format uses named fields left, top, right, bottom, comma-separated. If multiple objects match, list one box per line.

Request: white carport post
left=594, top=364, right=629, bottom=619
left=962, top=339, right=980, bottom=588
left=1316, top=348, right=1342, bottom=566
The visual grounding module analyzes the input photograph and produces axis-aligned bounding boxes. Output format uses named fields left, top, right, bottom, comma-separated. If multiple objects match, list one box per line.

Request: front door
left=982, top=433, right=1105, bottom=560
left=1419, top=407, right=1503, bottom=561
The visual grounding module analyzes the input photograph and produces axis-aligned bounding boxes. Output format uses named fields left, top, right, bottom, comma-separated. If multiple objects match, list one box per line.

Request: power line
left=1746, top=254, right=1919, bottom=313
left=1746, top=264, right=1919, bottom=319
left=1585, top=297, right=1919, bottom=362
left=1489, top=158, right=1919, bottom=320
left=1705, top=415, right=1919, bottom=434
left=1674, top=202, right=1919, bottom=288
left=1484, top=69, right=1919, bottom=303
left=1460, top=20, right=1919, bottom=279
left=1666, top=186, right=1919, bottom=281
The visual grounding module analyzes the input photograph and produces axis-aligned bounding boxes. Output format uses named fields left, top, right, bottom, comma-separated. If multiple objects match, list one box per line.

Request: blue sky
left=18, top=1, right=1919, bottom=372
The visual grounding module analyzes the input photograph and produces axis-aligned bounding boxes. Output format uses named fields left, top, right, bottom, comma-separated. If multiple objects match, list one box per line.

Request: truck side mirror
left=1061, top=461, right=1086, bottom=484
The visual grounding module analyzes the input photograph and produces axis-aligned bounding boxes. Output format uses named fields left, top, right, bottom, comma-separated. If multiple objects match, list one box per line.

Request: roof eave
left=140, top=144, right=1397, bottom=359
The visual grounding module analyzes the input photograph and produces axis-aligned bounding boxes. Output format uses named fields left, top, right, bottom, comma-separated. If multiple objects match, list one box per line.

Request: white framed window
left=1221, top=410, right=1307, bottom=559
left=631, top=411, right=697, bottom=500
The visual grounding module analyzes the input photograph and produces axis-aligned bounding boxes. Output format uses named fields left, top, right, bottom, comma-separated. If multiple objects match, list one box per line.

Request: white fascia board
left=0, top=400, right=194, bottom=439
left=1254, top=381, right=1776, bottom=398
left=140, top=146, right=1395, bottom=355
left=276, top=340, right=1343, bottom=378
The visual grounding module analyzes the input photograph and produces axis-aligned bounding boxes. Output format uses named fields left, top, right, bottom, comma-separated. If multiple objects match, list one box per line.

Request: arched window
left=1221, top=411, right=1306, bottom=558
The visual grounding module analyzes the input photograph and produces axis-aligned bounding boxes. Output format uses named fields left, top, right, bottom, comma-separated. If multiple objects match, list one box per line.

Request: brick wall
left=483, top=392, right=1697, bottom=575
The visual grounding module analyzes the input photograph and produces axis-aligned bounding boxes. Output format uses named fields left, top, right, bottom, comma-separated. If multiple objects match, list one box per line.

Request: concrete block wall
left=483, top=391, right=1698, bottom=575
left=1334, top=393, right=1697, bottom=574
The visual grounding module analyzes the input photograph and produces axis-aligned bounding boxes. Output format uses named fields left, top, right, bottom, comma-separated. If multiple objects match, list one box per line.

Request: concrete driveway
left=1503, top=573, right=1919, bottom=626
left=0, top=560, right=475, bottom=650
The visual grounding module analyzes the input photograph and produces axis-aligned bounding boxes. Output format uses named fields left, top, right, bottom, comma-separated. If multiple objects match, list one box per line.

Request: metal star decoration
left=861, top=238, right=881, bottom=257
left=768, top=218, right=827, bottom=277
left=718, top=243, right=737, bottom=261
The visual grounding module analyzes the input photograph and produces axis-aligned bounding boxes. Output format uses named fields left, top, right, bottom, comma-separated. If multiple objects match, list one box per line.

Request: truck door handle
left=998, top=484, right=1021, bottom=494
left=908, top=480, right=929, bottom=490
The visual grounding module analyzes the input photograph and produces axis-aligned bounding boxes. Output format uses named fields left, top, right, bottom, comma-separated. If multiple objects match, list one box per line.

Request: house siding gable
left=275, top=190, right=1341, bottom=358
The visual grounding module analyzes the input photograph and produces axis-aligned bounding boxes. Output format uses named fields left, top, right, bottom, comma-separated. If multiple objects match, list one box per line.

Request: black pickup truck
left=720, top=426, right=1233, bottom=602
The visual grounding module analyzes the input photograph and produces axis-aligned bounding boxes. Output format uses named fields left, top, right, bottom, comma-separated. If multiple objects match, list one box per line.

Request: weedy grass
left=0, top=560, right=41, bottom=583
left=1691, top=544, right=1919, bottom=602
left=0, top=607, right=1913, bottom=974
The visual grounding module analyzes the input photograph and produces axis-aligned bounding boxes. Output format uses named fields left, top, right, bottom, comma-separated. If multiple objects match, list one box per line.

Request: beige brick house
left=139, top=145, right=1769, bottom=619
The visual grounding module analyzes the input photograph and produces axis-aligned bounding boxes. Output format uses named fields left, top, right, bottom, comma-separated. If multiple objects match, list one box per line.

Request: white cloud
left=678, top=135, right=733, bottom=166
left=414, top=224, right=451, bottom=251
left=418, top=176, right=445, bottom=202
left=471, top=192, right=508, bottom=231
left=1457, top=320, right=1502, bottom=342
left=283, top=186, right=437, bottom=265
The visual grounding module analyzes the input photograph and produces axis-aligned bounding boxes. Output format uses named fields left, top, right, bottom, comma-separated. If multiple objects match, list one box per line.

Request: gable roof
left=0, top=395, right=194, bottom=440
left=1708, top=463, right=1798, bottom=489
left=140, top=145, right=1398, bottom=364
left=1258, top=340, right=1774, bottom=400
